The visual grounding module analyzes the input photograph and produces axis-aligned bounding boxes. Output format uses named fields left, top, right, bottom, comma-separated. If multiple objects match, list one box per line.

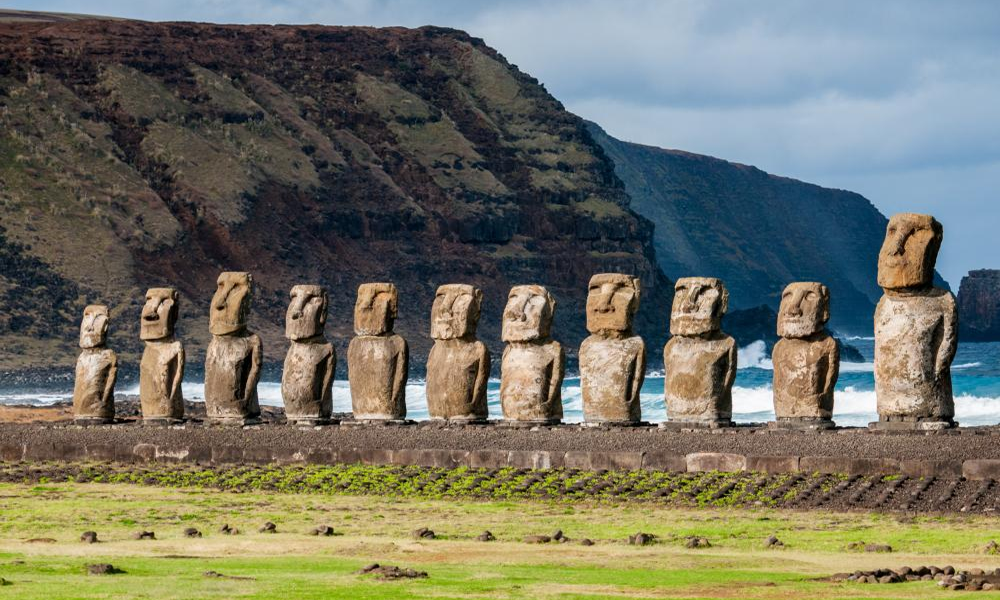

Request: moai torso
left=348, top=283, right=408, bottom=420
left=139, top=288, right=185, bottom=421
left=426, top=284, right=490, bottom=421
left=281, top=285, right=335, bottom=423
left=873, top=213, right=957, bottom=424
left=579, top=274, right=646, bottom=424
left=772, top=282, right=838, bottom=421
left=500, top=285, right=565, bottom=423
left=73, top=304, right=117, bottom=422
left=204, top=272, right=262, bottom=423
left=664, top=277, right=736, bottom=425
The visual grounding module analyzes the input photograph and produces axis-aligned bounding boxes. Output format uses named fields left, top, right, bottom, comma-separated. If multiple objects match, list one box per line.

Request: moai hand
left=579, top=274, right=646, bottom=424
left=663, top=277, right=736, bottom=428
left=282, top=285, right=336, bottom=425
left=73, top=304, right=118, bottom=424
left=348, top=283, right=408, bottom=420
left=204, top=272, right=262, bottom=425
left=139, top=288, right=185, bottom=423
left=500, top=285, right=565, bottom=424
left=771, top=282, right=838, bottom=429
left=426, top=284, right=491, bottom=422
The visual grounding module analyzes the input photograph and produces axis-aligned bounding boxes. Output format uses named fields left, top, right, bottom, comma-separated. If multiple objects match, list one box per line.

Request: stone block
left=686, top=452, right=747, bottom=472
left=132, top=443, right=157, bottom=462
left=900, top=459, right=962, bottom=478
left=800, top=456, right=899, bottom=475
left=746, top=455, right=800, bottom=473
left=0, top=443, right=24, bottom=461
left=336, top=447, right=362, bottom=465
left=84, top=444, right=117, bottom=462
left=211, top=445, right=244, bottom=464
left=393, top=449, right=469, bottom=468
left=468, top=450, right=508, bottom=469
left=305, top=448, right=336, bottom=465
left=358, top=448, right=393, bottom=466
left=963, top=460, right=1000, bottom=480
left=640, top=451, right=686, bottom=472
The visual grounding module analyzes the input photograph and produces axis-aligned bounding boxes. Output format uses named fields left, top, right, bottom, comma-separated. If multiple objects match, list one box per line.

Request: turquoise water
left=5, top=340, right=1000, bottom=427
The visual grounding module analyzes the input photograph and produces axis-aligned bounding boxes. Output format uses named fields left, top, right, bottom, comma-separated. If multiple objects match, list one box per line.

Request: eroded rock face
left=73, top=304, right=117, bottom=423
left=500, top=285, right=565, bottom=423
left=874, top=213, right=957, bottom=426
left=139, top=288, right=185, bottom=422
left=426, top=284, right=490, bottom=421
left=281, top=285, right=335, bottom=425
left=664, top=277, right=736, bottom=426
left=580, top=274, right=645, bottom=424
left=772, top=282, right=839, bottom=424
left=204, top=272, right=262, bottom=424
left=348, top=283, right=408, bottom=420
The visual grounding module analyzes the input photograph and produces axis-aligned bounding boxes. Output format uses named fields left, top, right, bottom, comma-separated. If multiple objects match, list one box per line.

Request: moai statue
left=139, top=288, right=185, bottom=423
left=281, top=285, right=335, bottom=425
left=204, top=272, right=262, bottom=425
left=873, top=213, right=958, bottom=430
left=348, top=283, right=408, bottom=421
left=500, top=285, right=565, bottom=424
left=663, top=277, right=737, bottom=428
left=771, top=282, right=839, bottom=430
left=579, top=274, right=646, bottom=424
left=73, top=304, right=118, bottom=424
left=426, top=284, right=491, bottom=422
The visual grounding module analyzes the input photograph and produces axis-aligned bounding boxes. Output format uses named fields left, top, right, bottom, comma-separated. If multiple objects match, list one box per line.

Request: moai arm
left=391, top=337, right=409, bottom=409
left=824, top=338, right=840, bottom=395
left=170, top=346, right=186, bottom=401
left=246, top=336, right=263, bottom=402
left=548, top=342, right=565, bottom=404
left=320, top=347, right=336, bottom=404
left=936, top=295, right=959, bottom=376
left=103, top=352, right=119, bottom=406
left=628, top=342, right=647, bottom=408
left=724, top=338, right=738, bottom=393
left=472, top=342, right=491, bottom=409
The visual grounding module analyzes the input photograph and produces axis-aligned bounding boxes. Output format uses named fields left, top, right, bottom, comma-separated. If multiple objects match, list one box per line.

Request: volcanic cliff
left=958, top=270, right=1000, bottom=341
left=0, top=19, right=672, bottom=375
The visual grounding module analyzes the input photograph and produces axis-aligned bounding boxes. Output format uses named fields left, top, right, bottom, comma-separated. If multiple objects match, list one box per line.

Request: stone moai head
left=586, top=273, right=641, bottom=335
left=354, top=282, right=397, bottom=336
left=285, top=284, right=328, bottom=341
left=670, top=277, right=728, bottom=336
left=209, top=272, right=253, bottom=336
left=430, top=284, right=482, bottom=340
left=777, top=282, right=830, bottom=338
left=502, top=285, right=555, bottom=342
left=877, top=213, right=943, bottom=291
left=140, top=288, right=179, bottom=341
left=79, top=304, right=110, bottom=349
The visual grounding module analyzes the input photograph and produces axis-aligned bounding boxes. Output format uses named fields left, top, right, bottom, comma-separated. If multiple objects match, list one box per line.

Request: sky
left=11, top=0, right=1000, bottom=287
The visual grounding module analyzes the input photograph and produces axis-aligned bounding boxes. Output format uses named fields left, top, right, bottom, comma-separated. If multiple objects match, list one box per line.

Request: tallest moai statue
left=873, top=213, right=958, bottom=430
left=204, top=272, right=262, bottom=426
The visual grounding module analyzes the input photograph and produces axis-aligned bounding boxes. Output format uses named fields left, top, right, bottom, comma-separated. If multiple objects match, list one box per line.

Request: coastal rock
left=348, top=283, right=408, bottom=420
left=579, top=274, right=646, bottom=424
left=139, top=288, right=185, bottom=422
left=664, top=278, right=736, bottom=426
left=958, top=270, right=1000, bottom=341
left=281, top=285, right=335, bottom=425
left=772, top=282, right=839, bottom=426
left=500, top=285, right=565, bottom=424
left=426, top=284, right=490, bottom=422
left=204, top=272, right=262, bottom=425
left=874, top=214, right=957, bottom=427
left=72, top=305, right=117, bottom=424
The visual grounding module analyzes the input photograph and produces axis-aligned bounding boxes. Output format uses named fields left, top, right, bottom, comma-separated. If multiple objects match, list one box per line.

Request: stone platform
left=5, top=420, right=1000, bottom=480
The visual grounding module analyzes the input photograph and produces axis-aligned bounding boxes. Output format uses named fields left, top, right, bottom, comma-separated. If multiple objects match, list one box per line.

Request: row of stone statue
left=73, top=212, right=958, bottom=430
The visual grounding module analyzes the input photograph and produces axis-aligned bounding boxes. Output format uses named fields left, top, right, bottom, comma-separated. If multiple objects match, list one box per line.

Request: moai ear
left=319, top=290, right=329, bottom=325
left=718, top=283, right=729, bottom=315
left=819, top=284, right=831, bottom=323
left=472, top=287, right=484, bottom=318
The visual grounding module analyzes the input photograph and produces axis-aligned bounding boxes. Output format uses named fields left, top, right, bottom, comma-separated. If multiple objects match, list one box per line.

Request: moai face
left=777, top=282, right=830, bottom=339
left=585, top=274, right=641, bottom=335
left=670, top=277, right=728, bottom=336
left=140, top=288, right=179, bottom=341
left=209, top=272, right=252, bottom=336
left=877, top=213, right=943, bottom=290
left=430, top=284, right=482, bottom=340
left=79, top=304, right=109, bottom=349
left=502, top=285, right=554, bottom=342
left=285, top=285, right=328, bottom=341
left=354, top=283, right=397, bottom=336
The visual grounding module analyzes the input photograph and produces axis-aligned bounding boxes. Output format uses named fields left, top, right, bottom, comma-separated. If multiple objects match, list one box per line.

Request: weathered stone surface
left=73, top=304, right=117, bottom=423
left=746, top=455, right=800, bottom=473
left=348, top=283, right=408, bottom=420
left=772, top=282, right=838, bottom=423
left=686, top=452, right=746, bottom=473
left=139, top=288, right=184, bottom=422
left=204, top=272, right=262, bottom=425
left=281, top=285, right=335, bottom=425
left=874, top=214, right=957, bottom=426
left=799, top=456, right=900, bottom=475
left=580, top=274, right=646, bottom=423
left=500, top=285, right=565, bottom=423
left=426, top=284, right=490, bottom=421
left=957, top=270, right=1000, bottom=341
left=664, top=277, right=736, bottom=425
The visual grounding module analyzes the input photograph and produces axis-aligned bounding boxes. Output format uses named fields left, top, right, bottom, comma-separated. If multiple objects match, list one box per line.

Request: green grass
left=2, top=481, right=1000, bottom=598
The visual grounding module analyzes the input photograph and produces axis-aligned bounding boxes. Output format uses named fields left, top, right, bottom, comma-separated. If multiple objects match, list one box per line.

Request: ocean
left=3, top=338, right=999, bottom=427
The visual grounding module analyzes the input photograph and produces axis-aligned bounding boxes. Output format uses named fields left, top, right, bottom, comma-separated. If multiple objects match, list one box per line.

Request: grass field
left=2, top=481, right=1000, bottom=598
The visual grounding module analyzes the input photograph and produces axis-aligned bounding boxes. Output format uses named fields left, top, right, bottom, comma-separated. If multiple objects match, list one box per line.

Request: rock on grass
left=80, top=531, right=98, bottom=544
left=86, top=564, right=123, bottom=575
left=412, top=527, right=435, bottom=540
left=356, top=563, right=428, bottom=580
